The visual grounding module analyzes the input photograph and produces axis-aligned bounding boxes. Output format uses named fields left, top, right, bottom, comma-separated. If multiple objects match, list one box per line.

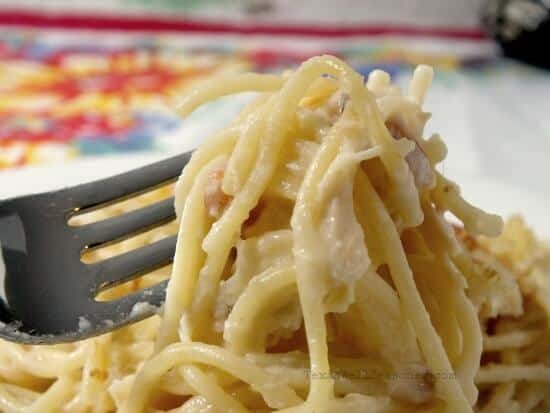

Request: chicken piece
left=203, top=164, right=232, bottom=219
left=386, top=117, right=435, bottom=192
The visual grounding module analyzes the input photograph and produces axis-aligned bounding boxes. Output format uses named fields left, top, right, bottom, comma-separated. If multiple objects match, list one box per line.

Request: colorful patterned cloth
left=0, top=29, right=499, bottom=168
left=0, top=32, right=245, bottom=167
left=2, top=3, right=550, bottom=236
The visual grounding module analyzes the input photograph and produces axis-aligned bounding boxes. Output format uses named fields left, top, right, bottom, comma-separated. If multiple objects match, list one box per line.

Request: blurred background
left=0, top=0, right=549, bottom=233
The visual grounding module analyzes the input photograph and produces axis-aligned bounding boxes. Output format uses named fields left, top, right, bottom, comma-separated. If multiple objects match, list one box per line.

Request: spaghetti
left=1, top=56, right=550, bottom=413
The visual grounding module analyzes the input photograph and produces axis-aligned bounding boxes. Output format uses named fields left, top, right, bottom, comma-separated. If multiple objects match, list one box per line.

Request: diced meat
left=203, top=165, right=232, bottom=219
left=203, top=163, right=268, bottom=238
left=454, top=225, right=480, bottom=251
left=386, top=118, right=435, bottom=191
left=386, top=119, right=407, bottom=141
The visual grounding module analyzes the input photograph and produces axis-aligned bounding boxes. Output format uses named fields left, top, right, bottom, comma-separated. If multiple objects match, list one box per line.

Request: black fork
left=0, top=152, right=191, bottom=344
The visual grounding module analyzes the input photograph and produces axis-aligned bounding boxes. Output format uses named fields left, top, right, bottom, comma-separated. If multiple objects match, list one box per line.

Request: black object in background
left=482, top=0, right=550, bottom=69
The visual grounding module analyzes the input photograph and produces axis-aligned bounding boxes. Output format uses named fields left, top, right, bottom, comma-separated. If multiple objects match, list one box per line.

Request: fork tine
left=87, top=235, right=176, bottom=292
left=110, top=281, right=166, bottom=314
left=84, top=280, right=168, bottom=331
left=66, top=152, right=191, bottom=211
left=76, top=198, right=176, bottom=247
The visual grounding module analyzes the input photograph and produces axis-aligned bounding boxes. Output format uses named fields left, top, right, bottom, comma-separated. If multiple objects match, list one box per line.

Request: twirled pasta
left=2, top=56, right=550, bottom=413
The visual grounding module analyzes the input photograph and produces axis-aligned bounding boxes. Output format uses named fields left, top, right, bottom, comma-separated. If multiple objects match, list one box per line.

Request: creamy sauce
left=130, top=302, right=158, bottom=319
left=320, top=183, right=370, bottom=285
left=78, top=316, right=91, bottom=332
left=215, top=230, right=294, bottom=332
